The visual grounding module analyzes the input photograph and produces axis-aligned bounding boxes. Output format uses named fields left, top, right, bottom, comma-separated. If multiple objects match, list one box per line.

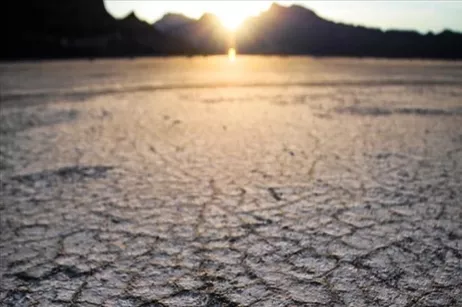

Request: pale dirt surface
left=1, top=57, right=462, bottom=306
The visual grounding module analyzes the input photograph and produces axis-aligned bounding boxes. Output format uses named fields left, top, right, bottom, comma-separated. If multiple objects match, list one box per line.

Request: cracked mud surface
left=1, top=58, right=462, bottom=306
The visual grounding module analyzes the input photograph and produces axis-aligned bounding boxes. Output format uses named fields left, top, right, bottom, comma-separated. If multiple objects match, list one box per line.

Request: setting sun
left=212, top=2, right=271, bottom=30
left=218, top=15, right=246, bottom=31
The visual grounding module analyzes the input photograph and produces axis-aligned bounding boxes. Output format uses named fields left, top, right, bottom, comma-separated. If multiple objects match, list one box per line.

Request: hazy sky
left=104, top=1, right=462, bottom=33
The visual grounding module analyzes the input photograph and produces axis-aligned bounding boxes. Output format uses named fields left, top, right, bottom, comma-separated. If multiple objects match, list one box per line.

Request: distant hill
left=2, top=1, right=461, bottom=60
left=158, top=13, right=231, bottom=54
left=153, top=13, right=195, bottom=32
left=235, top=3, right=462, bottom=59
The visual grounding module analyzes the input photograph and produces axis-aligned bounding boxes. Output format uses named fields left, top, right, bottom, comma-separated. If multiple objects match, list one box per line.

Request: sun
left=219, top=15, right=246, bottom=31
left=211, top=1, right=272, bottom=31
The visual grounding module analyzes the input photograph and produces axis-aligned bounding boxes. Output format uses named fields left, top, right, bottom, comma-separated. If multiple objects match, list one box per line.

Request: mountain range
left=2, top=0, right=462, bottom=60
left=2, top=0, right=194, bottom=59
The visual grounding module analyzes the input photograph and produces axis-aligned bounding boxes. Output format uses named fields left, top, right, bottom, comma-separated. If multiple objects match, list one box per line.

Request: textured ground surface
left=1, top=58, right=462, bottom=306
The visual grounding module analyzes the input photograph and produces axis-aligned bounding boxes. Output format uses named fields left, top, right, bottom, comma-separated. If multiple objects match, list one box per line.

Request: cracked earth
left=1, top=58, right=461, bottom=306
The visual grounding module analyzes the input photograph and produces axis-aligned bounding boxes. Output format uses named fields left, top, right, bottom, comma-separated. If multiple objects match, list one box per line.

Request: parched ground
left=1, top=79, right=462, bottom=306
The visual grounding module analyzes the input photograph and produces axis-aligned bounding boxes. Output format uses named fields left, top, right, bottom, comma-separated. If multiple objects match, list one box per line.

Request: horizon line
left=104, top=1, right=462, bottom=35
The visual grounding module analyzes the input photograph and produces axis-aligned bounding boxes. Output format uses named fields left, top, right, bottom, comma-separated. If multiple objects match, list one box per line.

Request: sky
left=104, top=1, right=462, bottom=33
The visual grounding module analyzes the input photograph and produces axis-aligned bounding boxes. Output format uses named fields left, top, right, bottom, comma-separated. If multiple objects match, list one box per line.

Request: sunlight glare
left=228, top=48, right=236, bottom=62
left=220, top=16, right=245, bottom=31
left=212, top=2, right=272, bottom=30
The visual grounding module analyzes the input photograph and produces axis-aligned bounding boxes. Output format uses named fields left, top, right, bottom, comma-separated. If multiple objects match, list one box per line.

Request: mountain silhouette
left=2, top=0, right=194, bottom=59
left=157, top=13, right=231, bottom=54
left=236, top=3, right=462, bottom=58
left=2, top=1, right=461, bottom=60
left=153, top=13, right=195, bottom=32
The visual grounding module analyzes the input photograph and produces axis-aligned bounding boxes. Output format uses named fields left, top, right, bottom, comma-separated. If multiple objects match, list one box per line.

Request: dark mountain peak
left=199, top=13, right=221, bottom=25
left=122, top=11, right=140, bottom=22
left=163, top=12, right=191, bottom=19
left=156, top=12, right=194, bottom=23
left=290, top=4, right=318, bottom=16
left=269, top=3, right=284, bottom=11
left=268, top=2, right=317, bottom=16
left=154, top=13, right=195, bottom=32
left=267, top=3, right=290, bottom=16
left=119, top=11, right=153, bottom=30
left=163, top=12, right=228, bottom=53
left=439, top=29, right=458, bottom=35
left=264, top=2, right=320, bottom=24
